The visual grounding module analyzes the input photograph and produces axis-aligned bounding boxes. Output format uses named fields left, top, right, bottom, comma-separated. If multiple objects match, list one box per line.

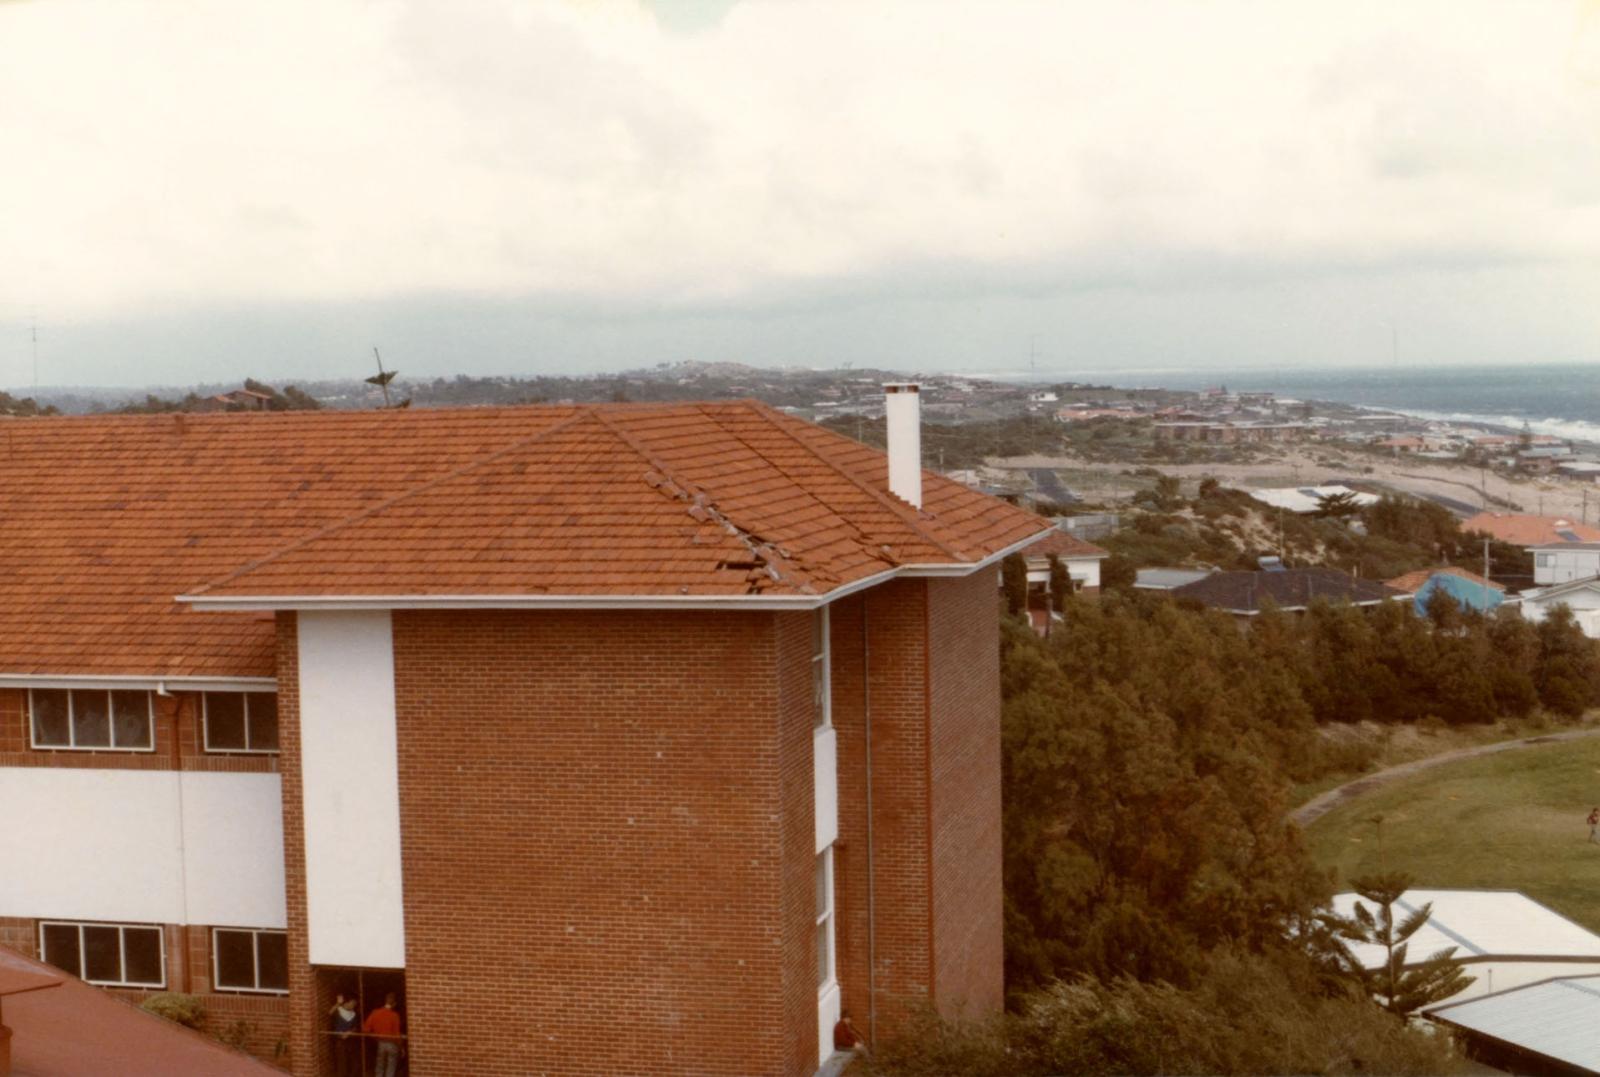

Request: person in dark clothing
left=329, top=992, right=361, bottom=1077
left=833, top=1009, right=865, bottom=1053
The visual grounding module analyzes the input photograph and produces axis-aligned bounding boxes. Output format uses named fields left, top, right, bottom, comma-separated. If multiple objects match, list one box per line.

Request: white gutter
left=176, top=528, right=1052, bottom=612
left=0, top=674, right=278, bottom=692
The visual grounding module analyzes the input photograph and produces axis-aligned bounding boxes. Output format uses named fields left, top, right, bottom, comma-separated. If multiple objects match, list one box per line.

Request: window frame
left=815, top=846, right=836, bottom=994
left=28, top=688, right=156, bottom=753
left=811, top=607, right=831, bottom=731
left=37, top=920, right=166, bottom=988
left=201, top=691, right=280, bottom=755
left=211, top=927, right=289, bottom=995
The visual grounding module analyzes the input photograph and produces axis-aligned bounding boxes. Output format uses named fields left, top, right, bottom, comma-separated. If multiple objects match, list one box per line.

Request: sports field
left=1303, top=737, right=1600, bottom=933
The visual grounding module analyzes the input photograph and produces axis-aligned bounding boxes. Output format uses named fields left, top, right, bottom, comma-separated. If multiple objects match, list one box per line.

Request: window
left=212, top=928, right=288, bottom=993
left=29, top=689, right=153, bottom=751
left=812, top=609, right=831, bottom=730
left=40, top=921, right=165, bottom=987
left=203, top=692, right=279, bottom=753
left=815, top=847, right=835, bottom=990
left=1537, top=553, right=1554, bottom=568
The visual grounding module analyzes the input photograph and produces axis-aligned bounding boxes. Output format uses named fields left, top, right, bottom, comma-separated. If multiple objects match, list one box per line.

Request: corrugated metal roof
left=1329, top=890, right=1600, bottom=970
left=1430, top=975, right=1600, bottom=1074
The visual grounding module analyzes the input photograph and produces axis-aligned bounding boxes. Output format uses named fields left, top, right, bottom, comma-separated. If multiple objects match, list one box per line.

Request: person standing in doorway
left=1588, top=807, right=1598, bottom=843
left=363, top=993, right=403, bottom=1077
left=329, top=992, right=360, bottom=1077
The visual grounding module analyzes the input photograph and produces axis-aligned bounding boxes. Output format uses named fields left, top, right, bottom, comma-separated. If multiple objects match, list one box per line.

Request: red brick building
left=0, top=392, right=1044, bottom=1075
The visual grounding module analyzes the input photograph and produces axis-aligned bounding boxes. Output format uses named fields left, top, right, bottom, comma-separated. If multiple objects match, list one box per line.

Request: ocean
left=1034, top=363, right=1600, bottom=444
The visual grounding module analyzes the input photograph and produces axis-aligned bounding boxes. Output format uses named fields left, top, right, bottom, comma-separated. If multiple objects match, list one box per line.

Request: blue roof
left=1415, top=571, right=1503, bottom=615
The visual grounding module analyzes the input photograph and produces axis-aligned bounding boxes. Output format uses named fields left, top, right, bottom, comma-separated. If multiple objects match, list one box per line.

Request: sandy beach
left=991, top=444, right=1600, bottom=525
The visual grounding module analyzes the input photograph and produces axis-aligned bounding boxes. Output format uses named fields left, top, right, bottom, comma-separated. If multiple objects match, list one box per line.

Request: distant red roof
left=0, top=946, right=278, bottom=1076
left=0, top=403, right=1047, bottom=677
left=1462, top=513, right=1600, bottom=546
left=1023, top=530, right=1109, bottom=560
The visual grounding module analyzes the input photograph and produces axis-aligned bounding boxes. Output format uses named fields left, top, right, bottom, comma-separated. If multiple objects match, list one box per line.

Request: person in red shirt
left=833, top=1009, right=865, bottom=1053
left=362, top=993, right=404, bottom=1077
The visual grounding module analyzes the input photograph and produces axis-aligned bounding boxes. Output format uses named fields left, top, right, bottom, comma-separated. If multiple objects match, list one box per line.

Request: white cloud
left=1, top=0, right=1598, bottom=321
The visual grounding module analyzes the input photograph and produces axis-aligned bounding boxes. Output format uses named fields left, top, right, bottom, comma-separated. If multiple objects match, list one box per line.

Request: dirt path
left=1291, top=727, right=1600, bottom=828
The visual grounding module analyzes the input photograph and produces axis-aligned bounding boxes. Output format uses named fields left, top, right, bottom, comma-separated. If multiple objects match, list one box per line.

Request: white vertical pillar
left=884, top=383, right=923, bottom=509
left=298, top=611, right=406, bottom=968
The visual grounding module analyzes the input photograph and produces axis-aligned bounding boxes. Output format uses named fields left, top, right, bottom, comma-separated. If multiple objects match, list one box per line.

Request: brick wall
left=387, top=609, right=810, bottom=1077
left=829, top=574, right=1005, bottom=1044
left=926, top=572, right=1005, bottom=1018
left=0, top=687, right=277, bottom=773
left=275, top=612, right=317, bottom=1077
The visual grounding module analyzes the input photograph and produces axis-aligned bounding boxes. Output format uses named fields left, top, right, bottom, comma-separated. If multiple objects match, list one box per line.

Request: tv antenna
left=30, top=308, right=38, bottom=390
left=366, top=347, right=401, bottom=408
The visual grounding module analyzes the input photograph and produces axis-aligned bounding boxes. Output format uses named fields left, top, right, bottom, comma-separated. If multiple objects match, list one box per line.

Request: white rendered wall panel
left=814, top=726, right=838, bottom=854
left=298, top=610, right=406, bottom=968
left=0, top=769, right=284, bottom=928
left=181, top=773, right=287, bottom=928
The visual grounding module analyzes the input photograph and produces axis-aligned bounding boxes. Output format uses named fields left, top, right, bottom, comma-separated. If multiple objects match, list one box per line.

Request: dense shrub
left=140, top=993, right=206, bottom=1030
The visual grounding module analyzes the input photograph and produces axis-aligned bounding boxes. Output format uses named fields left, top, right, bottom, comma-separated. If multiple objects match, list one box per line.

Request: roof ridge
left=182, top=409, right=592, bottom=597
left=586, top=407, right=819, bottom=594
left=740, top=401, right=970, bottom=561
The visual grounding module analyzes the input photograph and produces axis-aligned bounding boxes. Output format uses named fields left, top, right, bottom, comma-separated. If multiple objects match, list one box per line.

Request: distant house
left=1153, top=421, right=1309, bottom=443
left=1528, top=542, right=1600, bottom=586
left=1134, top=567, right=1213, bottom=592
left=1385, top=566, right=1505, bottom=615
left=1245, top=484, right=1379, bottom=515
left=1027, top=390, right=1058, bottom=404
left=1170, top=567, right=1402, bottom=621
left=1022, top=529, right=1109, bottom=597
left=1055, top=407, right=1140, bottom=422
left=1463, top=513, right=1600, bottom=546
left=1557, top=461, right=1600, bottom=482
left=195, top=388, right=273, bottom=412
left=1521, top=576, right=1600, bottom=637
left=1377, top=436, right=1425, bottom=453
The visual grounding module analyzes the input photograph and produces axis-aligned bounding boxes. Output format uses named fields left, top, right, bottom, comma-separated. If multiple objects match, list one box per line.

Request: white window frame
left=28, top=688, right=156, bottom=752
left=38, top=920, right=166, bottom=988
left=211, top=927, right=289, bottom=995
left=812, top=608, right=831, bottom=731
left=1537, top=553, right=1554, bottom=568
left=201, top=691, right=280, bottom=754
left=816, top=846, right=836, bottom=994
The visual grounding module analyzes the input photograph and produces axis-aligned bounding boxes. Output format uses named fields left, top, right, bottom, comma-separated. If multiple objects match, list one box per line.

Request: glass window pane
left=111, top=691, right=151, bottom=749
left=215, top=929, right=256, bottom=989
left=812, top=611, right=825, bottom=659
left=31, top=690, right=70, bottom=747
left=816, top=921, right=831, bottom=987
left=123, top=927, right=163, bottom=985
left=82, top=925, right=121, bottom=983
left=256, top=932, right=288, bottom=991
left=815, top=853, right=828, bottom=919
left=248, top=694, right=279, bottom=751
left=72, top=691, right=111, bottom=748
left=41, top=924, right=81, bottom=977
left=206, top=693, right=246, bottom=751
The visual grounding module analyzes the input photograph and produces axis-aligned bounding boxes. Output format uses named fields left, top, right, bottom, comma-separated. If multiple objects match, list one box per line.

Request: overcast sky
left=2, top=0, right=1599, bottom=388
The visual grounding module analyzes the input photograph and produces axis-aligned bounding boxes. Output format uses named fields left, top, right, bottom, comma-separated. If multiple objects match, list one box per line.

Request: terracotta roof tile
left=1384, top=566, right=1506, bottom=595
left=1023, top=529, right=1110, bottom=560
left=0, top=402, right=1046, bottom=678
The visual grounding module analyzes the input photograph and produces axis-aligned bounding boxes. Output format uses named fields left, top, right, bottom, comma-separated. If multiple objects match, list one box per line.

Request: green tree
left=1335, top=872, right=1474, bottom=1017
left=1313, top=491, right=1361, bottom=520
left=1047, top=554, right=1070, bottom=612
left=1002, top=553, right=1029, bottom=617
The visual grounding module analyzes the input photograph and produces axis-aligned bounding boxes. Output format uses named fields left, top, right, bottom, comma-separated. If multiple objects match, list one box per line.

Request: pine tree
left=1335, top=872, right=1474, bottom=1017
left=1002, top=553, right=1029, bottom=617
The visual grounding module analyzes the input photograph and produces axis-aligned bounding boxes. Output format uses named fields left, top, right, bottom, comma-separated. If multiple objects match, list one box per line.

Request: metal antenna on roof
left=367, top=347, right=400, bottom=409
left=30, top=308, right=38, bottom=390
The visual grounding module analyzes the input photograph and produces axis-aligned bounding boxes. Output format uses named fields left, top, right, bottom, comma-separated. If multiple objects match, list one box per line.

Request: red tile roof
left=1463, top=513, right=1600, bottom=545
left=1022, top=529, right=1109, bottom=560
left=0, top=403, right=1047, bottom=678
left=1, top=945, right=278, bottom=1076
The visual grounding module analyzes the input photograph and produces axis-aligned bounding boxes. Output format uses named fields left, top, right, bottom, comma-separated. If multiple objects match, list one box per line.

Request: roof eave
left=176, top=528, right=1053, bottom=611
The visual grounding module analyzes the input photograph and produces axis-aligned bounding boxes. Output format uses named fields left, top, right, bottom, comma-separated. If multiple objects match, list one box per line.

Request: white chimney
left=884, top=382, right=922, bottom=509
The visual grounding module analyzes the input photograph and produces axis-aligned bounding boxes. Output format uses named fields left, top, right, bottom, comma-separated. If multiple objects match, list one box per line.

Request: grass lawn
left=1289, top=715, right=1597, bottom=808
left=1303, top=736, right=1600, bottom=933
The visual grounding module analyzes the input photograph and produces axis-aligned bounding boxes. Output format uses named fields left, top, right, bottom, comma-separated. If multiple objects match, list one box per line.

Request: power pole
left=1483, top=537, right=1491, bottom=584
